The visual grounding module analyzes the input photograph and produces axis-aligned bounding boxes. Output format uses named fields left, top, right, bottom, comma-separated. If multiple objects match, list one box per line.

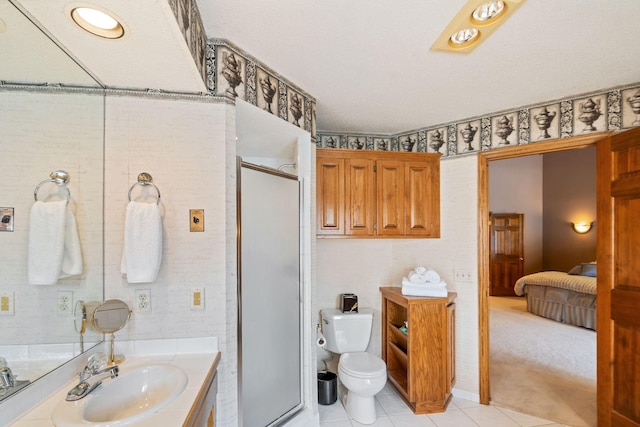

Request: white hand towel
left=415, top=266, right=427, bottom=275
left=28, top=201, right=82, bottom=285
left=121, top=201, right=162, bottom=283
left=60, top=205, right=83, bottom=278
left=401, top=284, right=448, bottom=298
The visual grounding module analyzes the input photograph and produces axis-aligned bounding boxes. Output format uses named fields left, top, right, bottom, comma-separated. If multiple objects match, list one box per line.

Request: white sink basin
left=52, top=364, right=188, bottom=426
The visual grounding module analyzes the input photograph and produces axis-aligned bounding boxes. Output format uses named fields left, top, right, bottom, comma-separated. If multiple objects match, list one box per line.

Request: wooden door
left=489, top=213, right=524, bottom=296
left=377, top=160, right=405, bottom=236
left=404, top=160, right=440, bottom=237
left=316, top=156, right=344, bottom=235
left=345, top=158, right=375, bottom=236
left=597, top=126, right=640, bottom=427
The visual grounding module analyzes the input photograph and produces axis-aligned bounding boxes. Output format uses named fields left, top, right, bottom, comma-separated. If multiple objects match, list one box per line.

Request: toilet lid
left=339, top=352, right=386, bottom=379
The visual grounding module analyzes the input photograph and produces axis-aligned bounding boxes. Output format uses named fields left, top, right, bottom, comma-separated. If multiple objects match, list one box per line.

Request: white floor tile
left=351, top=415, right=394, bottom=427
left=319, top=385, right=562, bottom=427
left=375, top=392, right=413, bottom=416
left=320, top=420, right=353, bottom=427
left=426, top=408, right=478, bottom=427
left=319, top=401, right=349, bottom=423
left=459, top=405, right=520, bottom=427
left=388, top=413, right=437, bottom=427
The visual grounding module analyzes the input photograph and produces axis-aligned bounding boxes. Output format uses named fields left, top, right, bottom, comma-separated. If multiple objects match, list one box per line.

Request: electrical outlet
left=57, top=291, right=73, bottom=315
left=190, top=288, right=204, bottom=310
left=135, top=289, right=151, bottom=313
left=0, top=292, right=14, bottom=315
left=453, top=268, right=473, bottom=283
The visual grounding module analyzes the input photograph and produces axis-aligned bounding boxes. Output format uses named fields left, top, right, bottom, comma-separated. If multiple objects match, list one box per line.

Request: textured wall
left=103, top=94, right=236, bottom=425
left=489, top=155, right=544, bottom=275
left=543, top=147, right=597, bottom=272
left=316, top=155, right=480, bottom=395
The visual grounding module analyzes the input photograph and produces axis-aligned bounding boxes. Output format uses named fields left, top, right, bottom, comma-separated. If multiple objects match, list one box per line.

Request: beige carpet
left=490, top=296, right=596, bottom=427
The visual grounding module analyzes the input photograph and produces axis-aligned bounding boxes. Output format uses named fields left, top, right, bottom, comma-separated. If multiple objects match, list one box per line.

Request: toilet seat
left=339, top=352, right=386, bottom=379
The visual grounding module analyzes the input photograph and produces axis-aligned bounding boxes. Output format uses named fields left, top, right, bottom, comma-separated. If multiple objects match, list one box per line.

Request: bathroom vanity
left=380, top=286, right=456, bottom=414
left=8, top=348, right=220, bottom=427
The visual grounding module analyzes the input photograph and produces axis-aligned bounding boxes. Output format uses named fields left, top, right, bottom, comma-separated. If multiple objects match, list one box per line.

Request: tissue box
left=341, top=293, right=358, bottom=313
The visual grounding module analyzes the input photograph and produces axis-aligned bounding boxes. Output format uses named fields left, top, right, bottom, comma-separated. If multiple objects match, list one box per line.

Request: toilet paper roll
left=316, top=329, right=326, bottom=348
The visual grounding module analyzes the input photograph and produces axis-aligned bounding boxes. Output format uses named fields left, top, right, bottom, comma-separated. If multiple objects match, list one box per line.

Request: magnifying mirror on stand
left=85, top=299, right=131, bottom=365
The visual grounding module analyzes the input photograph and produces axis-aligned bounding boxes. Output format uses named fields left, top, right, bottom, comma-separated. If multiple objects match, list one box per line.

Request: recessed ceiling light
left=70, top=6, right=124, bottom=39
left=472, top=1, right=506, bottom=24
left=431, top=0, right=526, bottom=54
left=449, top=28, right=479, bottom=47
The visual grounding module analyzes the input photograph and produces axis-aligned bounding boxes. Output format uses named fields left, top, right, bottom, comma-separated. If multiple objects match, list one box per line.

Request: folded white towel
left=402, top=277, right=447, bottom=288
left=415, top=266, right=427, bottom=275
left=424, top=267, right=441, bottom=283
left=121, top=201, right=162, bottom=283
left=401, top=284, right=448, bottom=298
left=408, top=270, right=427, bottom=284
left=28, top=201, right=83, bottom=285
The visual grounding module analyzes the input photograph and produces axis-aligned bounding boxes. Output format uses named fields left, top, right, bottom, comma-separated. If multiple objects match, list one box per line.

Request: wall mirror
left=0, top=0, right=105, bottom=403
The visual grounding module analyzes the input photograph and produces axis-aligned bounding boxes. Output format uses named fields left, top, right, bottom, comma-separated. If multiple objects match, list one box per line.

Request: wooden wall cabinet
left=380, top=287, right=456, bottom=414
left=317, top=148, right=440, bottom=238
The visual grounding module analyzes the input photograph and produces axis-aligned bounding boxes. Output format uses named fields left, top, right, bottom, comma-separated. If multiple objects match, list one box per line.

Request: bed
left=514, top=263, right=597, bottom=330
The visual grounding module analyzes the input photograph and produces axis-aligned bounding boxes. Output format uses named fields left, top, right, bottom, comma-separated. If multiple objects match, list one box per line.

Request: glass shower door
left=238, top=162, right=302, bottom=427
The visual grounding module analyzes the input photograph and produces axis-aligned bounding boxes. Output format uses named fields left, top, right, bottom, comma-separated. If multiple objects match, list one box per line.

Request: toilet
left=320, top=309, right=387, bottom=424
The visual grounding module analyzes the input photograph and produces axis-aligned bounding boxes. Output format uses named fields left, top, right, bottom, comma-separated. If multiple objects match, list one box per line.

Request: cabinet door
left=345, top=158, right=375, bottom=235
left=377, top=160, right=405, bottom=235
left=316, top=157, right=344, bottom=235
left=404, top=160, right=440, bottom=237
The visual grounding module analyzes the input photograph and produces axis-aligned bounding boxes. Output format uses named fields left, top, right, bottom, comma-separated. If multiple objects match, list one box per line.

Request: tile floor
left=318, top=384, right=571, bottom=427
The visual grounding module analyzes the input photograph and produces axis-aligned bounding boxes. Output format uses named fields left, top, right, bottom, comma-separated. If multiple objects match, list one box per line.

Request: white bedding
left=514, top=271, right=597, bottom=296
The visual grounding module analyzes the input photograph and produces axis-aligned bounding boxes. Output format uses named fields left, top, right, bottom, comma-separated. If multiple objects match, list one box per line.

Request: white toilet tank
left=321, top=309, right=373, bottom=354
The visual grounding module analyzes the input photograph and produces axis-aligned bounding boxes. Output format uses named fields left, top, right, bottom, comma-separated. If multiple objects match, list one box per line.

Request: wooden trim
left=596, top=134, right=614, bottom=427
left=477, top=132, right=611, bottom=406
left=183, top=352, right=221, bottom=427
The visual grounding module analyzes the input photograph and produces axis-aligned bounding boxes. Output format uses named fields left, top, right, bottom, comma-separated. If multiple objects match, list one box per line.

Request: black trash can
left=317, top=371, right=337, bottom=405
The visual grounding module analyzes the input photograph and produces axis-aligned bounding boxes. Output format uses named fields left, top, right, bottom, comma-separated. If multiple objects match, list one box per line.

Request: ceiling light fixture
left=70, top=6, right=124, bottom=39
left=432, top=0, right=526, bottom=53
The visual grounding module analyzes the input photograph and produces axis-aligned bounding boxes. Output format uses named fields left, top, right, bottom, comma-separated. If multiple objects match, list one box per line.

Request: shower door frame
left=237, top=159, right=304, bottom=427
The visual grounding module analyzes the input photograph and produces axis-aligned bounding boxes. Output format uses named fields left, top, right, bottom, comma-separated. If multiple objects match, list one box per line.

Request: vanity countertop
left=9, top=351, right=221, bottom=427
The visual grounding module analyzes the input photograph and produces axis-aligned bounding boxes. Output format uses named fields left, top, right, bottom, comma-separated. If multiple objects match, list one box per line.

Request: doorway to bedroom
left=478, top=133, right=603, bottom=426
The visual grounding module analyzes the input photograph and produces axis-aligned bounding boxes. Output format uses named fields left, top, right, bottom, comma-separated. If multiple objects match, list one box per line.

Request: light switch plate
left=0, top=292, right=14, bottom=315
left=190, top=288, right=204, bottom=310
left=190, top=209, right=204, bottom=232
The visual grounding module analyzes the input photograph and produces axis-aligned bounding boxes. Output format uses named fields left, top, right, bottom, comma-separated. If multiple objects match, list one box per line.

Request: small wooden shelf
left=387, top=323, right=408, bottom=351
left=380, top=286, right=456, bottom=414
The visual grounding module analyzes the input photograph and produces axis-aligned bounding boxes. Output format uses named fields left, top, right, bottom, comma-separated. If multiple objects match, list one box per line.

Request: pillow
left=568, top=264, right=583, bottom=275
left=568, top=263, right=597, bottom=277
left=580, top=263, right=597, bottom=277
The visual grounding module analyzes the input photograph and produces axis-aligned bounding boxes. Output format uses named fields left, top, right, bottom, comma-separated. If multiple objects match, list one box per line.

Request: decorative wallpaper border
left=167, top=0, right=208, bottom=86
left=206, top=39, right=317, bottom=140
left=317, top=84, right=640, bottom=159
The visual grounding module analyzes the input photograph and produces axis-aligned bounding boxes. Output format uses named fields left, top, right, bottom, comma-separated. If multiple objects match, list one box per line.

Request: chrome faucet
left=66, top=353, right=119, bottom=401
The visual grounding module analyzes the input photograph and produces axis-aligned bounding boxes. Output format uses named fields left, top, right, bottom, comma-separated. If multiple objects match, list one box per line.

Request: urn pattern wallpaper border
left=167, top=0, right=208, bottom=86
left=208, top=39, right=317, bottom=139
left=317, top=85, right=640, bottom=159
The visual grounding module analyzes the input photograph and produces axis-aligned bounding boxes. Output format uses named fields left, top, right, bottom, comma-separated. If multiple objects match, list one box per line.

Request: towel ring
left=33, top=170, right=71, bottom=205
left=127, top=172, right=161, bottom=204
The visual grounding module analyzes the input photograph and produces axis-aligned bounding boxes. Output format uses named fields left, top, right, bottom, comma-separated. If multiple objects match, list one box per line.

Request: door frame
left=477, top=131, right=611, bottom=406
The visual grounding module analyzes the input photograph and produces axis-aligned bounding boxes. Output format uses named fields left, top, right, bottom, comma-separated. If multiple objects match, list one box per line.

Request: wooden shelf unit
left=380, top=286, right=456, bottom=414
